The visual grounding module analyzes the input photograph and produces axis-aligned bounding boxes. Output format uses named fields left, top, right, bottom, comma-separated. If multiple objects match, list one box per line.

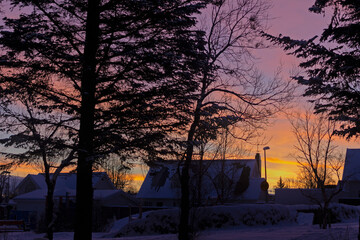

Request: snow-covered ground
left=103, top=203, right=360, bottom=238
left=2, top=204, right=359, bottom=239
left=0, top=221, right=358, bottom=240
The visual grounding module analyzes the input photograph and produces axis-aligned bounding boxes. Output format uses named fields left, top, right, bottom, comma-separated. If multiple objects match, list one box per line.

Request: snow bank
left=106, top=203, right=360, bottom=237
left=289, top=203, right=360, bottom=223
left=329, top=204, right=360, bottom=222
left=296, top=212, right=314, bottom=225
left=110, top=204, right=297, bottom=237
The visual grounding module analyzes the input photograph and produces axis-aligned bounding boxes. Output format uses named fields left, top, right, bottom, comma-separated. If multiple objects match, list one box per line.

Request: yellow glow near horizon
left=8, top=151, right=348, bottom=193
left=266, top=157, right=298, bottom=166
left=9, top=165, right=40, bottom=177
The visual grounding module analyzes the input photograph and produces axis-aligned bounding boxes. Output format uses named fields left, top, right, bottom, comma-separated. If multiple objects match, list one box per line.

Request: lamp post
left=263, top=146, right=270, bottom=181
left=263, top=146, right=270, bottom=203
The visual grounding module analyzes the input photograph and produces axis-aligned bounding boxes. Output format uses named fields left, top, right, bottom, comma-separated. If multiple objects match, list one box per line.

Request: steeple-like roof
left=342, top=149, right=360, bottom=181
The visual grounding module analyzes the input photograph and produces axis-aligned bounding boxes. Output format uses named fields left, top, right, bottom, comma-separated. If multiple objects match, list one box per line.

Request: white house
left=137, top=154, right=266, bottom=207
left=15, top=172, right=114, bottom=196
left=13, top=172, right=119, bottom=212
left=12, top=172, right=138, bottom=229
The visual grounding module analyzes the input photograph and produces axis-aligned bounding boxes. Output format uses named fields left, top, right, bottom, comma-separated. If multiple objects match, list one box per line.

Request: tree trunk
left=321, top=208, right=327, bottom=229
left=179, top=99, right=202, bottom=240
left=45, top=185, right=54, bottom=240
left=320, top=188, right=329, bottom=229
left=74, top=0, right=100, bottom=239
left=179, top=156, right=191, bottom=240
left=321, top=202, right=330, bottom=229
left=196, top=148, right=204, bottom=206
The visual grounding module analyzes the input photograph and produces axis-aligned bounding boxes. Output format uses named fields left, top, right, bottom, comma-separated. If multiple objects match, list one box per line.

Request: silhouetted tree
left=296, top=167, right=319, bottom=189
left=276, top=177, right=286, bottom=189
left=289, top=109, right=344, bottom=229
left=0, top=0, right=207, bottom=239
left=0, top=98, right=76, bottom=239
left=178, top=0, right=294, bottom=239
left=191, top=120, right=253, bottom=206
left=97, top=155, right=133, bottom=190
left=264, top=0, right=360, bottom=139
left=0, top=169, right=11, bottom=204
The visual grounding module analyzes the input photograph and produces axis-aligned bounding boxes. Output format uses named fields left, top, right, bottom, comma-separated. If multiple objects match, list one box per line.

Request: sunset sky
left=252, top=0, right=360, bottom=190
left=6, top=0, right=360, bottom=192
left=127, top=0, right=360, bottom=191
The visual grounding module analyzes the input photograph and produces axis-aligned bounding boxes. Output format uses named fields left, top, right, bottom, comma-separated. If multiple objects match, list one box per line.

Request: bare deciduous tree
left=0, top=99, right=76, bottom=239
left=290, top=109, right=344, bottom=229
left=97, top=155, right=133, bottom=190
left=178, top=0, right=294, bottom=239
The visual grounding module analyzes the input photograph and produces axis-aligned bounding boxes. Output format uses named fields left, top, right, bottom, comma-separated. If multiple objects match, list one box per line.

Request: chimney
left=255, top=152, right=261, bottom=178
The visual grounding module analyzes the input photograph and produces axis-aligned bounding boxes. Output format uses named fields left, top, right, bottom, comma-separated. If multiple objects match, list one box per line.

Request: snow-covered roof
left=15, top=172, right=115, bottom=195
left=137, top=159, right=264, bottom=202
left=343, top=149, right=360, bottom=181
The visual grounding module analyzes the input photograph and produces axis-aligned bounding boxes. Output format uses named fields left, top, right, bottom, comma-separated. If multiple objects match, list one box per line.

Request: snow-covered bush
left=112, top=204, right=295, bottom=237
left=290, top=204, right=360, bottom=225
left=329, top=204, right=360, bottom=222
left=114, top=209, right=179, bottom=237
left=108, top=203, right=360, bottom=237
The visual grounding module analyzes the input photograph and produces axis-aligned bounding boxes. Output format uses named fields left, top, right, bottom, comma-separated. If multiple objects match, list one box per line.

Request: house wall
left=275, top=188, right=343, bottom=205
left=14, top=199, right=45, bottom=214
left=100, top=192, right=138, bottom=207
left=14, top=197, right=68, bottom=214
left=341, top=181, right=360, bottom=198
left=94, top=179, right=115, bottom=190
left=140, top=198, right=179, bottom=208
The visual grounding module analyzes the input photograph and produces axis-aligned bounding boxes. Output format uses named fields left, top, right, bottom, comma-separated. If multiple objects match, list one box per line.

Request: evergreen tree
left=276, top=177, right=286, bottom=189
left=264, top=0, right=360, bottom=139
left=0, top=0, right=207, bottom=239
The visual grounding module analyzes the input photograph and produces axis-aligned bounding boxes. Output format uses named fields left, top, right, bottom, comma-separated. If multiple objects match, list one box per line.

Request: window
left=144, top=201, right=152, bottom=206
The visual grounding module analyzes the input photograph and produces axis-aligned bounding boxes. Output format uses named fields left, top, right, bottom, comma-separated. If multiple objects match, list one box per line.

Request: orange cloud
left=266, top=157, right=298, bottom=166
left=9, top=165, right=39, bottom=177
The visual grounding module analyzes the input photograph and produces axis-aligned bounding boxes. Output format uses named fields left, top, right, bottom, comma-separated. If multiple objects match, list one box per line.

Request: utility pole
left=263, top=146, right=270, bottom=203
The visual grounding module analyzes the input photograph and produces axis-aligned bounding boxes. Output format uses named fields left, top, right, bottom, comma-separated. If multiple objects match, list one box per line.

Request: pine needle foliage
left=263, top=0, right=360, bottom=139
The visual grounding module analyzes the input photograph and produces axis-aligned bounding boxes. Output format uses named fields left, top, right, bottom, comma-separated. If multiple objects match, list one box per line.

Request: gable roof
left=15, top=172, right=115, bottom=196
left=13, top=172, right=139, bottom=209
left=343, top=149, right=360, bottom=181
left=137, top=159, right=263, bottom=201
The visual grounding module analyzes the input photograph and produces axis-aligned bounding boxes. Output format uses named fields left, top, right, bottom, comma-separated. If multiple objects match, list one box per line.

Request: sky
left=126, top=0, right=360, bottom=191
left=251, top=0, right=360, bottom=190
left=6, top=0, right=360, bottom=192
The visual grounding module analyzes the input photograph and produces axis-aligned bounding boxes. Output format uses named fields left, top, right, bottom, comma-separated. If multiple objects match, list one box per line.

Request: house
left=13, top=172, right=118, bottom=213
left=15, top=172, right=115, bottom=196
left=339, top=148, right=360, bottom=205
left=275, top=148, right=360, bottom=205
left=12, top=172, right=138, bottom=230
left=137, top=154, right=267, bottom=207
